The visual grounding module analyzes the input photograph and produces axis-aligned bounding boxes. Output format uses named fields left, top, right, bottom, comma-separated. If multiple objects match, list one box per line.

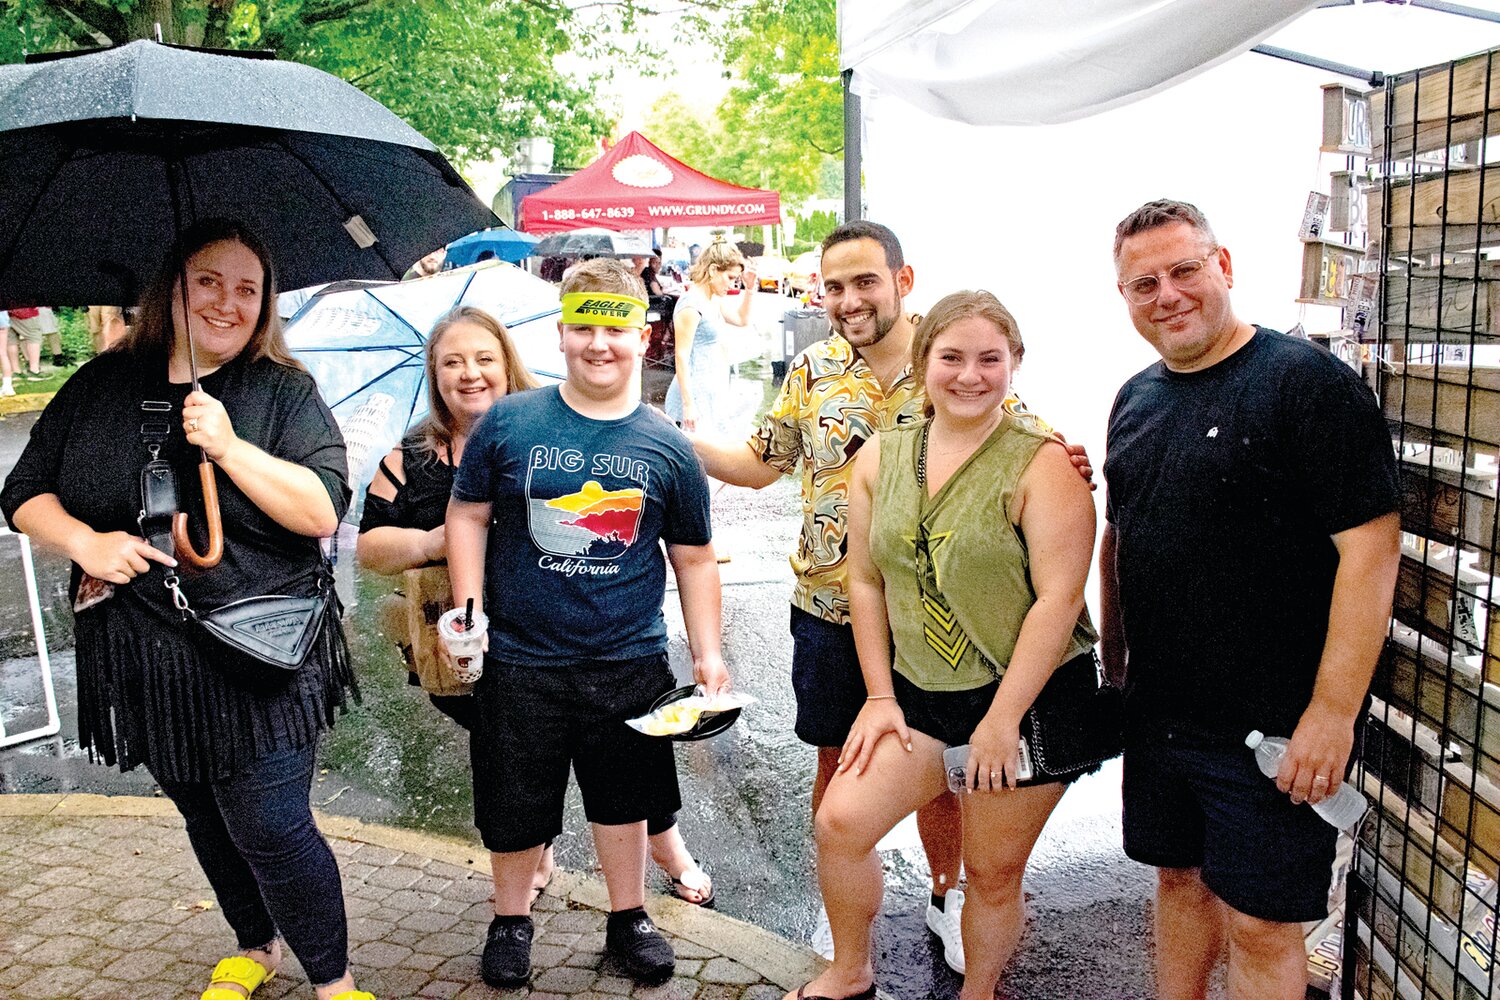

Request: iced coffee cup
left=437, top=607, right=488, bottom=684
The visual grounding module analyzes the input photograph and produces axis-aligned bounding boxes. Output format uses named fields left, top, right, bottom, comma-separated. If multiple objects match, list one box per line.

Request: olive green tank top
left=870, top=414, right=1098, bottom=691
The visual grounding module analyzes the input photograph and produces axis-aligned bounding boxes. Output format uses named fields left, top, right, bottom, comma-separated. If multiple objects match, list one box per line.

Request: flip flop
left=795, top=984, right=877, bottom=1000
left=201, top=956, right=274, bottom=1000
left=665, top=860, right=715, bottom=907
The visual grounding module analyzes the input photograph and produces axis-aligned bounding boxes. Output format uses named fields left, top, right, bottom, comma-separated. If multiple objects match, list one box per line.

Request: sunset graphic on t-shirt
left=529, top=480, right=644, bottom=558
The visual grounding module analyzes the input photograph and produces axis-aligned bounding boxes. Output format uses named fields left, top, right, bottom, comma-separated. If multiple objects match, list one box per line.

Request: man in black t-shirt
left=1100, top=200, right=1399, bottom=1000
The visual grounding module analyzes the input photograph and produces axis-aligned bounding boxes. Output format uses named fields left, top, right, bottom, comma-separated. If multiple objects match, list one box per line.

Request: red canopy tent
left=519, top=131, right=781, bottom=233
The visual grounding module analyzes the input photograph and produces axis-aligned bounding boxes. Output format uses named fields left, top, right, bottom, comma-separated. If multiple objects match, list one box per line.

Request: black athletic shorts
left=790, top=605, right=868, bottom=748
left=470, top=652, right=682, bottom=853
left=1122, top=728, right=1341, bottom=923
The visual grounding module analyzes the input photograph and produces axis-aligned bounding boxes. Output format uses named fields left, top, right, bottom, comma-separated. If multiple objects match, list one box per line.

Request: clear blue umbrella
left=445, top=227, right=541, bottom=266
left=284, top=260, right=564, bottom=496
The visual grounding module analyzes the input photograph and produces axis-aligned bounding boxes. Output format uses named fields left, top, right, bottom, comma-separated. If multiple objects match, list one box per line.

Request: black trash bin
left=775, top=308, right=829, bottom=383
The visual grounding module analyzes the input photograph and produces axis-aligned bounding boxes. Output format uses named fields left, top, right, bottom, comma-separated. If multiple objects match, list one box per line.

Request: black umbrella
left=532, top=227, right=654, bottom=260
left=0, top=40, right=499, bottom=567
left=0, top=40, right=498, bottom=307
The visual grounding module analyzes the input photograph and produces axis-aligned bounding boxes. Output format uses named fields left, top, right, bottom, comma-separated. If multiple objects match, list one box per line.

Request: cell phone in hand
left=942, top=739, right=1033, bottom=792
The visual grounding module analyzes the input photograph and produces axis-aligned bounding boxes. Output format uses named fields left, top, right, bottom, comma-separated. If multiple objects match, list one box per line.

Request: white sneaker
left=810, top=905, right=835, bottom=960
left=925, top=888, right=965, bottom=974
left=0, top=381, right=14, bottom=397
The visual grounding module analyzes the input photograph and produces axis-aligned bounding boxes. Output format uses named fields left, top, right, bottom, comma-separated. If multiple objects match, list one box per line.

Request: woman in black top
left=1, top=221, right=372, bottom=1000
left=357, top=306, right=716, bottom=907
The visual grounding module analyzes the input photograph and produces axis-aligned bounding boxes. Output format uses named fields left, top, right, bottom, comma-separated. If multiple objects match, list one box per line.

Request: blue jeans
left=149, top=742, right=349, bottom=986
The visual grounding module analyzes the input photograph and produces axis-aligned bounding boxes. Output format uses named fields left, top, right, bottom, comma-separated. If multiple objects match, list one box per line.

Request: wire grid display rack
left=1350, top=45, right=1500, bottom=1000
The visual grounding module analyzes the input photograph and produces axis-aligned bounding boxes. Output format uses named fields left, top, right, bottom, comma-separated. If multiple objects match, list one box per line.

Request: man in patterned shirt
left=692, top=221, right=1071, bottom=973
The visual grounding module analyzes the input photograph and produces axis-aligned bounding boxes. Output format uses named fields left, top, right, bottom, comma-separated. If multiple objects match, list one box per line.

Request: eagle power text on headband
left=560, top=292, right=648, bottom=328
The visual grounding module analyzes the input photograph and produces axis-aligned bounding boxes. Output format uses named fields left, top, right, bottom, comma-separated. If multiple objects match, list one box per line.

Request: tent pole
left=843, top=68, right=862, bottom=223
left=1250, top=44, right=1383, bottom=87
left=1409, top=0, right=1500, bottom=23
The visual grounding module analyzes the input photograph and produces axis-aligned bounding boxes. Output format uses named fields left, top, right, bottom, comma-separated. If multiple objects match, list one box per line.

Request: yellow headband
left=560, top=292, right=647, bottom=328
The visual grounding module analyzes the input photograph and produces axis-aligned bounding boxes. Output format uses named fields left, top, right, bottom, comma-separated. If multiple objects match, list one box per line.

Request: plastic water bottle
left=1245, top=731, right=1369, bottom=833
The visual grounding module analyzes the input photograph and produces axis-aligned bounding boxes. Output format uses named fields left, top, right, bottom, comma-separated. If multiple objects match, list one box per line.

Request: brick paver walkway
left=0, top=796, right=825, bottom=999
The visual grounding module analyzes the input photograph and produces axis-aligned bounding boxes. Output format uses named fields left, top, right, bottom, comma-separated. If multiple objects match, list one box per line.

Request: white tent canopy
left=840, top=0, right=1324, bottom=126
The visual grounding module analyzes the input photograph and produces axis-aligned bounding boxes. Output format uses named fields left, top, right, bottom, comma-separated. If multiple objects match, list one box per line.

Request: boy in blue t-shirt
left=445, top=258, right=729, bottom=988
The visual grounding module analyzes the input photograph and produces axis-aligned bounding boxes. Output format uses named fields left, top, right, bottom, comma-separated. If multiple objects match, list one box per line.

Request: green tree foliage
left=0, top=0, right=614, bottom=169
left=644, top=0, right=839, bottom=203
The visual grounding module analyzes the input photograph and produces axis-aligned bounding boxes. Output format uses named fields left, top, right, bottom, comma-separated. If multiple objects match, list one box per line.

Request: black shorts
left=790, top=605, right=867, bottom=748
left=1122, top=730, right=1341, bottom=923
left=892, top=670, right=996, bottom=749
left=470, top=652, right=682, bottom=853
left=893, top=666, right=1096, bottom=787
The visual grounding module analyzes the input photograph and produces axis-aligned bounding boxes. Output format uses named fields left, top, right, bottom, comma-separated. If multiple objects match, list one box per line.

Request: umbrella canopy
left=520, top=131, right=781, bottom=233
left=445, top=227, right=540, bottom=267
left=532, top=227, right=653, bottom=260
left=0, top=40, right=498, bottom=307
left=283, top=261, right=564, bottom=495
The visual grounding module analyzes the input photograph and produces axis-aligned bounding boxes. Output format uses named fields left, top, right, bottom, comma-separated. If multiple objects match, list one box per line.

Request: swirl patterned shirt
left=751, top=330, right=1043, bottom=625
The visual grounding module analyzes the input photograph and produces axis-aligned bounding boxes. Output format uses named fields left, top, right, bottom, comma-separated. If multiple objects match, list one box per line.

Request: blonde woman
left=664, top=240, right=757, bottom=435
left=789, top=291, right=1099, bottom=1000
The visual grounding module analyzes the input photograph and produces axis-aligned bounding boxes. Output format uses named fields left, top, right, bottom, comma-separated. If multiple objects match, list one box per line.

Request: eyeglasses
left=1120, top=247, right=1220, bottom=305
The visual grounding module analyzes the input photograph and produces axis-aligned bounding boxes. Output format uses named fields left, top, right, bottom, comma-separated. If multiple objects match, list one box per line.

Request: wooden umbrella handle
left=172, top=461, right=223, bottom=569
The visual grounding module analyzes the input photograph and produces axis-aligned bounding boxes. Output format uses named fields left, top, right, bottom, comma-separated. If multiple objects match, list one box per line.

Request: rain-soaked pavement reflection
left=0, top=405, right=1169, bottom=999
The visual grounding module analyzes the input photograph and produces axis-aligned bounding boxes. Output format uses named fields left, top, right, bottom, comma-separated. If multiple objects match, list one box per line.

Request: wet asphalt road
left=0, top=405, right=1170, bottom=999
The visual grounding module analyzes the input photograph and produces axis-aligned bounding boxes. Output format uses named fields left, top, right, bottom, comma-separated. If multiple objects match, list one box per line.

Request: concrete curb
left=0, top=391, right=54, bottom=415
left=0, top=792, right=832, bottom=993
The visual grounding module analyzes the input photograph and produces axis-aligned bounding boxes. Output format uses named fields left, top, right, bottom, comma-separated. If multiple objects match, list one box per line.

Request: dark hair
left=912, top=290, right=1023, bottom=417
left=1112, top=199, right=1217, bottom=261
left=821, top=220, right=905, bottom=271
left=410, top=306, right=539, bottom=456
left=127, top=218, right=301, bottom=370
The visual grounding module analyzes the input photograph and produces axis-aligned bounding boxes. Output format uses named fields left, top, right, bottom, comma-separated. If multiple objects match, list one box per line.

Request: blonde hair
left=559, top=258, right=647, bottom=301
left=410, top=306, right=539, bottom=456
left=687, top=239, right=746, bottom=285
left=912, top=290, right=1024, bottom=417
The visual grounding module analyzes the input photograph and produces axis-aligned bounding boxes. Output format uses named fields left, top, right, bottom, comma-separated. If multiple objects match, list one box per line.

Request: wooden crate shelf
left=1372, top=226, right=1500, bottom=259
left=1357, top=847, right=1497, bottom=1000
left=1378, top=634, right=1495, bottom=779
left=1300, top=239, right=1367, bottom=305
left=1372, top=51, right=1500, bottom=160
left=1382, top=366, right=1500, bottom=441
left=1361, top=773, right=1487, bottom=931
left=1399, top=464, right=1499, bottom=553
left=1382, top=266, right=1500, bottom=339
left=1392, top=551, right=1498, bottom=683
left=1371, top=168, right=1500, bottom=233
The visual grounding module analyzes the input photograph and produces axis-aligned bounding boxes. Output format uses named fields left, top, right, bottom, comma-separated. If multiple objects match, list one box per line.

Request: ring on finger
left=1312, top=775, right=1330, bottom=786
left=189, top=418, right=199, bottom=431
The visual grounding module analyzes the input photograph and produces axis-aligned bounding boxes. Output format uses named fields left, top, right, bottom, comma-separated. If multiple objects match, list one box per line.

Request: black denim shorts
left=470, top=652, right=681, bottom=853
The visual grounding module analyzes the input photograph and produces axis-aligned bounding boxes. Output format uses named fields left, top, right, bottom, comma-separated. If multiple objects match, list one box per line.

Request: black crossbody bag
left=915, top=424, right=1124, bottom=781
left=139, top=399, right=329, bottom=672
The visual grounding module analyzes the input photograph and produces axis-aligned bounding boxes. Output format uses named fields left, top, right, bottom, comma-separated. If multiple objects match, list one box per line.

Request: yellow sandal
left=327, top=993, right=376, bottom=1000
left=201, top=955, right=274, bottom=1000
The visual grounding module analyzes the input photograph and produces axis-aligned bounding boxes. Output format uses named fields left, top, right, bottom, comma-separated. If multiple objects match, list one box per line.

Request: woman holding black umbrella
left=2, top=220, right=374, bottom=1000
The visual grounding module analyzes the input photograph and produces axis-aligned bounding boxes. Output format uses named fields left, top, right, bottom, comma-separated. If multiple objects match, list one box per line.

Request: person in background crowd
left=1101, top=199, right=1400, bottom=1000
left=8, top=305, right=47, bottom=380
left=0, top=310, right=13, bottom=396
left=664, top=239, right=757, bottom=437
